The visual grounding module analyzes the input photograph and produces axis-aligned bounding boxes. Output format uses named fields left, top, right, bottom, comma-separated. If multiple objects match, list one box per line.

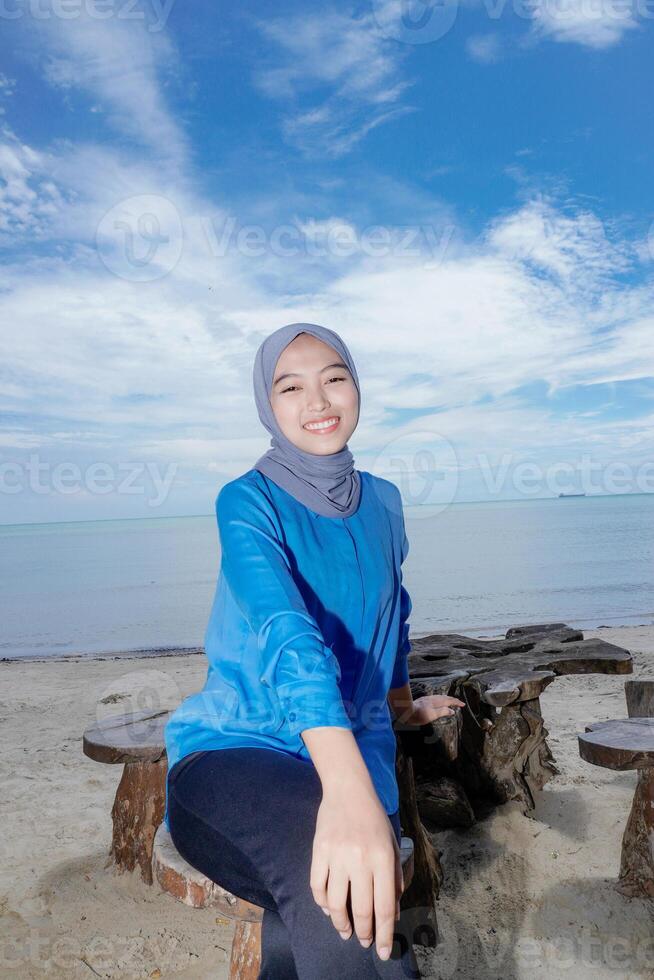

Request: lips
left=303, top=416, right=341, bottom=433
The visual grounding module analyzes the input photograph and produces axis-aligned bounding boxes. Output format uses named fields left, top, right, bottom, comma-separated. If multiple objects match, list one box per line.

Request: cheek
left=340, top=385, right=359, bottom=415
left=272, top=399, right=299, bottom=434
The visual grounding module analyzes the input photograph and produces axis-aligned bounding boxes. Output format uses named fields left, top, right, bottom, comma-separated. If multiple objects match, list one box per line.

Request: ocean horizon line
left=2, top=489, right=653, bottom=530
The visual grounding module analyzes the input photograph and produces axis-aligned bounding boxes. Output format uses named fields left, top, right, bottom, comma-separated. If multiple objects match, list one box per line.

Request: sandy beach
left=2, top=624, right=654, bottom=979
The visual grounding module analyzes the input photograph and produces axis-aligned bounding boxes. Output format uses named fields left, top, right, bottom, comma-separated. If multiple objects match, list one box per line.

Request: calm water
left=2, top=494, right=653, bottom=660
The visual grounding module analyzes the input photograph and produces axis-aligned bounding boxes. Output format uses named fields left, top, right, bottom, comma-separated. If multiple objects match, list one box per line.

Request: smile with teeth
left=303, top=416, right=340, bottom=432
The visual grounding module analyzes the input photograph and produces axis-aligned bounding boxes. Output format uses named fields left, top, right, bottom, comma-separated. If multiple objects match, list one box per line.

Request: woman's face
left=270, top=333, right=359, bottom=454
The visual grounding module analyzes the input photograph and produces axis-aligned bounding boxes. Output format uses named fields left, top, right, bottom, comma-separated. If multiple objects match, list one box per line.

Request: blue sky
left=1, top=0, right=653, bottom=523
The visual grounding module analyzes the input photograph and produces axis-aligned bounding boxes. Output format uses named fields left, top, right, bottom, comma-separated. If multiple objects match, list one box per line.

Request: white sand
left=2, top=625, right=653, bottom=979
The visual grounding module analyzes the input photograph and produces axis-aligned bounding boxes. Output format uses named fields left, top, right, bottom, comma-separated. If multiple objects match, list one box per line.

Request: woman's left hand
left=401, top=694, right=465, bottom=726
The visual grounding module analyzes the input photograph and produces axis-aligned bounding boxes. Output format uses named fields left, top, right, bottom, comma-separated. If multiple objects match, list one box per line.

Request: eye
left=280, top=376, right=346, bottom=393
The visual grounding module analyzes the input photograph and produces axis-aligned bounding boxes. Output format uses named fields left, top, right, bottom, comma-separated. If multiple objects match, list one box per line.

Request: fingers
left=349, top=869, right=374, bottom=948
left=311, top=820, right=402, bottom=961
left=372, top=854, right=399, bottom=961
left=309, top=847, right=330, bottom=917
left=327, top=866, right=353, bottom=939
left=439, top=699, right=465, bottom=718
left=394, top=847, right=404, bottom=922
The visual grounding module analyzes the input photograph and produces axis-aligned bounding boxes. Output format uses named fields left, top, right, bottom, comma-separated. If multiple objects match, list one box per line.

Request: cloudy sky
left=1, top=0, right=653, bottom=523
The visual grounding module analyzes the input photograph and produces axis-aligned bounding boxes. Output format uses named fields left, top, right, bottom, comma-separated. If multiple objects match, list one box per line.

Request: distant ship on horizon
left=558, top=492, right=587, bottom=498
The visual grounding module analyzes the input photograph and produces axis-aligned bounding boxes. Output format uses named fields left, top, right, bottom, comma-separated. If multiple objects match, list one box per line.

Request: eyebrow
left=273, top=362, right=349, bottom=386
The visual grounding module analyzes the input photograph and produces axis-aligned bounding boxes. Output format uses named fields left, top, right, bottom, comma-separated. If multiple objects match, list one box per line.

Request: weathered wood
left=108, top=756, right=168, bottom=884
left=625, top=678, right=654, bottom=718
left=463, top=667, right=556, bottom=708
left=402, top=624, right=632, bottom=820
left=578, top=718, right=654, bottom=898
left=83, top=708, right=170, bottom=764
left=415, top=776, right=475, bottom=829
left=84, top=710, right=171, bottom=884
left=406, top=675, right=559, bottom=817
left=408, top=634, right=632, bottom=680
left=488, top=697, right=557, bottom=809
left=616, top=769, right=654, bottom=898
left=395, top=732, right=441, bottom=949
left=579, top=717, right=654, bottom=771
left=152, top=822, right=264, bottom=918
left=229, top=920, right=263, bottom=980
left=505, top=623, right=582, bottom=640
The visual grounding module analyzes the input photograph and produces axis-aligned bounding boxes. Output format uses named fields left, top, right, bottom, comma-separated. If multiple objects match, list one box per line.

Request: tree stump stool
left=83, top=708, right=171, bottom=884
left=578, top=717, right=654, bottom=898
left=152, top=821, right=417, bottom=979
left=625, top=678, right=654, bottom=718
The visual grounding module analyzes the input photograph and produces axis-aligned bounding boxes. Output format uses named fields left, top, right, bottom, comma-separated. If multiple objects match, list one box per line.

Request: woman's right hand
left=310, top=782, right=403, bottom=962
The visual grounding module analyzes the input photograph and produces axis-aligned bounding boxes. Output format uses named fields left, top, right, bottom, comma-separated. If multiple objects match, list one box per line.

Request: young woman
left=163, top=322, right=464, bottom=979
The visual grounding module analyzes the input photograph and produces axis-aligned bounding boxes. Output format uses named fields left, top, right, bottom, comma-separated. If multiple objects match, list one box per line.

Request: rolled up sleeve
left=390, top=505, right=412, bottom=691
left=217, top=481, right=353, bottom=737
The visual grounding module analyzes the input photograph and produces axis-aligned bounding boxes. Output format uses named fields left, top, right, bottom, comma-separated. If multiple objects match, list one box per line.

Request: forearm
left=301, top=726, right=379, bottom=802
left=387, top=680, right=414, bottom=723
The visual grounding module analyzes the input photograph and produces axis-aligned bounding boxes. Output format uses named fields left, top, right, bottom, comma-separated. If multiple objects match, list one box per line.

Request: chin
left=302, top=437, right=348, bottom=454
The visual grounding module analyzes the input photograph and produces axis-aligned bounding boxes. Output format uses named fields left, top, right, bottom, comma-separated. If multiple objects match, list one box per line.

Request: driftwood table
left=578, top=717, right=654, bottom=898
left=396, top=623, right=632, bottom=825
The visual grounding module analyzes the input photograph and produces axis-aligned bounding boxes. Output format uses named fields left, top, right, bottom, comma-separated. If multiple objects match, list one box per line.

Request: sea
left=1, top=493, right=653, bottom=661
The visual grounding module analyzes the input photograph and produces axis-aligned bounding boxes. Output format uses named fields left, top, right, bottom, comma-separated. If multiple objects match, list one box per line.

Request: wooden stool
left=625, top=678, right=654, bottom=718
left=152, top=821, right=416, bottom=979
left=83, top=708, right=171, bottom=884
left=578, top=717, right=654, bottom=897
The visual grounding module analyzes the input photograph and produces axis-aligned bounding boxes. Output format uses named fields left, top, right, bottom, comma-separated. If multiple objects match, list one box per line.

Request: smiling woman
left=250, top=323, right=363, bottom=518
left=269, top=333, right=359, bottom=453
left=163, top=323, right=458, bottom=978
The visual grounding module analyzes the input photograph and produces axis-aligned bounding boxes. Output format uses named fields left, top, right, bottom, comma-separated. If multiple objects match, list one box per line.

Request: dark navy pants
left=167, top=747, right=421, bottom=979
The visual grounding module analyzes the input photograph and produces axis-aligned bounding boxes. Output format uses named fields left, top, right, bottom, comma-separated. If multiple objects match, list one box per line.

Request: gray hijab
left=252, top=322, right=362, bottom=518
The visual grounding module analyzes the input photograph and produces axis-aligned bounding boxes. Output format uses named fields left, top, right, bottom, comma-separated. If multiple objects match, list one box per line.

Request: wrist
left=387, top=680, right=414, bottom=721
left=321, top=774, right=380, bottom=812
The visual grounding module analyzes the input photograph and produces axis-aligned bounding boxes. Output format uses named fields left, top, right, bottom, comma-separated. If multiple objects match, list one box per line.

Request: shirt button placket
left=342, top=522, right=367, bottom=715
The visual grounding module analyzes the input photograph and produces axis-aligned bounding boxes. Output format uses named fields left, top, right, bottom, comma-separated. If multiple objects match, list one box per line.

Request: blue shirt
left=163, top=467, right=412, bottom=829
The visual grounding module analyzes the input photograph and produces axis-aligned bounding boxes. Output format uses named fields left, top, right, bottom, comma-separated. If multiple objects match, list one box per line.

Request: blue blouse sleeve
left=216, top=480, right=353, bottom=738
left=390, top=505, right=412, bottom=691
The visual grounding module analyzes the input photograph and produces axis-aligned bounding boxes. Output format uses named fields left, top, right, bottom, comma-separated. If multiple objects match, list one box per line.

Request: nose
left=306, top=383, right=330, bottom=413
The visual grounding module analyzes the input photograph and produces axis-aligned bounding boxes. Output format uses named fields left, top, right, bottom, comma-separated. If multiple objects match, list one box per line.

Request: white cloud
left=484, top=197, right=634, bottom=287
left=250, top=9, right=417, bottom=156
left=466, top=33, right=503, bottom=63
left=2, top=4, right=654, bottom=520
left=529, top=0, right=641, bottom=48
left=18, top=1, right=187, bottom=166
left=0, top=72, right=17, bottom=111
left=461, top=0, right=641, bottom=50
left=3, top=164, right=653, bottom=487
left=0, top=129, right=67, bottom=239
